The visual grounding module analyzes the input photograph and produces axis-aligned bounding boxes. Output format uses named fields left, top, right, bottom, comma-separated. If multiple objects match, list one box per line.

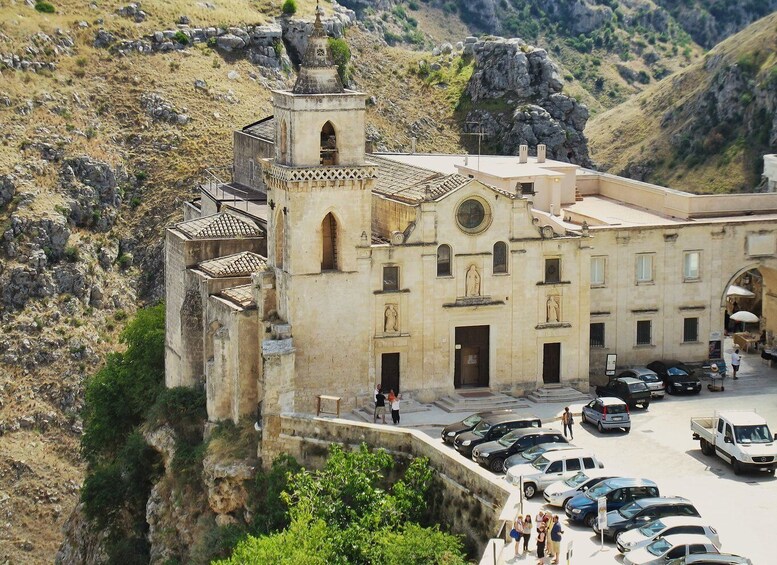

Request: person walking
left=520, top=514, right=532, bottom=554
left=373, top=383, right=381, bottom=420
left=549, top=515, right=564, bottom=564
left=536, top=523, right=547, bottom=565
left=731, top=348, right=741, bottom=379
left=511, top=514, right=525, bottom=558
left=375, top=387, right=387, bottom=424
left=390, top=393, right=401, bottom=425
left=561, top=407, right=574, bottom=439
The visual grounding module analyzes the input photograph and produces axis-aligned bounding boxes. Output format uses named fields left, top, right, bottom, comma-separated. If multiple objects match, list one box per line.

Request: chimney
left=537, top=144, right=546, bottom=163
left=411, top=136, right=417, bottom=154
left=519, top=144, right=528, bottom=163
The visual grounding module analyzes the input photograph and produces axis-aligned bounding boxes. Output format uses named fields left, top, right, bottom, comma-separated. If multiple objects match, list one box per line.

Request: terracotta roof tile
left=220, top=284, right=256, bottom=309
left=369, top=155, right=473, bottom=204
left=175, top=212, right=263, bottom=240
left=198, top=252, right=267, bottom=278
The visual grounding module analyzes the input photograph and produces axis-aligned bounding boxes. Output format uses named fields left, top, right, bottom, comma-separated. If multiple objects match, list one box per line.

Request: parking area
left=418, top=342, right=777, bottom=564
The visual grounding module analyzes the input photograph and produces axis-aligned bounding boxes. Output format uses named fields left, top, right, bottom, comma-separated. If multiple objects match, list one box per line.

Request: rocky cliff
left=461, top=38, right=591, bottom=165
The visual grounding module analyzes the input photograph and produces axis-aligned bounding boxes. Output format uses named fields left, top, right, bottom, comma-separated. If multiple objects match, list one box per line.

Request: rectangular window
left=636, top=254, right=654, bottom=283
left=382, top=266, right=399, bottom=291
left=545, top=258, right=561, bottom=283
left=636, top=320, right=652, bottom=346
left=683, top=251, right=700, bottom=280
left=590, top=323, right=605, bottom=348
left=519, top=182, right=535, bottom=195
left=591, top=256, right=606, bottom=286
left=683, top=317, right=699, bottom=343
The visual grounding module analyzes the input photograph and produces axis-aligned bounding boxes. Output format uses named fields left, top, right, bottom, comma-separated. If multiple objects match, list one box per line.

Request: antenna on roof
left=464, top=122, right=486, bottom=173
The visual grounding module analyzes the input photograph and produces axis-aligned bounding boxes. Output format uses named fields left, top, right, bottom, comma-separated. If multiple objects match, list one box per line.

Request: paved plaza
left=371, top=339, right=776, bottom=564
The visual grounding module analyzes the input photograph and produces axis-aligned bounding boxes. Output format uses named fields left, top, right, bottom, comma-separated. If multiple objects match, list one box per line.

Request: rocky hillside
left=587, top=12, right=777, bottom=193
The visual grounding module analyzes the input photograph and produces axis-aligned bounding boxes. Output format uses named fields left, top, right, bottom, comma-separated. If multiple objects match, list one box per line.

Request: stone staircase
left=574, top=186, right=584, bottom=202
left=433, top=389, right=530, bottom=413
left=526, top=384, right=592, bottom=404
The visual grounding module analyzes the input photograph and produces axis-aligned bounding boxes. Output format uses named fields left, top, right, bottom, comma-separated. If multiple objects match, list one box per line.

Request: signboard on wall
left=605, top=354, right=617, bottom=376
left=709, top=331, right=722, bottom=360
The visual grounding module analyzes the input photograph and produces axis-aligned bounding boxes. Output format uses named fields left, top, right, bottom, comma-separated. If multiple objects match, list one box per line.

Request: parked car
left=595, top=376, right=652, bottom=409
left=616, top=516, right=720, bottom=553
left=473, top=427, right=567, bottom=472
left=582, top=397, right=631, bottom=432
left=595, top=496, right=701, bottom=541
left=453, top=413, right=541, bottom=458
left=617, top=367, right=665, bottom=399
left=665, top=554, right=752, bottom=565
left=646, top=360, right=702, bottom=395
left=440, top=409, right=517, bottom=446
left=504, top=448, right=604, bottom=498
left=503, top=442, right=578, bottom=473
left=543, top=470, right=618, bottom=508
left=623, top=534, right=720, bottom=565
left=565, top=478, right=659, bottom=527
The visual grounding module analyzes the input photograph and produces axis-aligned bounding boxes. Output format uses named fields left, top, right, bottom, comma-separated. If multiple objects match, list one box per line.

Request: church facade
left=164, top=11, right=777, bottom=424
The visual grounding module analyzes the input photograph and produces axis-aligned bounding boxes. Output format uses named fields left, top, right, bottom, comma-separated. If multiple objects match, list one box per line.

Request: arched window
left=320, top=121, right=338, bottom=166
left=493, top=241, right=507, bottom=274
left=274, top=210, right=284, bottom=269
left=437, top=244, right=451, bottom=277
left=321, top=212, right=338, bottom=270
left=279, top=119, right=288, bottom=164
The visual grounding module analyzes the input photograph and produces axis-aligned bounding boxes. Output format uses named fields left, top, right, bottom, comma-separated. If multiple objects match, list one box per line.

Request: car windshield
left=646, top=538, right=672, bottom=556
left=564, top=471, right=590, bottom=487
left=638, top=519, right=666, bottom=536
left=607, top=404, right=628, bottom=414
left=472, top=420, right=491, bottom=437
left=531, top=455, right=550, bottom=471
left=629, top=383, right=648, bottom=392
left=498, top=431, right=521, bottom=447
left=640, top=373, right=660, bottom=383
left=586, top=482, right=613, bottom=499
left=521, top=446, right=546, bottom=461
left=618, top=501, right=644, bottom=518
left=734, top=424, right=773, bottom=444
left=462, top=414, right=483, bottom=427
left=667, top=367, right=688, bottom=376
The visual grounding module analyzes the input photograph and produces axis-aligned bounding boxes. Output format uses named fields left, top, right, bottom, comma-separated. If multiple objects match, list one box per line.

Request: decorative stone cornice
left=262, top=160, right=377, bottom=192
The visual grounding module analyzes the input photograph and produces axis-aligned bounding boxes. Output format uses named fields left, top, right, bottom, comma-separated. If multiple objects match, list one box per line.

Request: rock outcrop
left=60, top=156, right=124, bottom=231
left=463, top=38, right=591, bottom=165
left=54, top=504, right=108, bottom=565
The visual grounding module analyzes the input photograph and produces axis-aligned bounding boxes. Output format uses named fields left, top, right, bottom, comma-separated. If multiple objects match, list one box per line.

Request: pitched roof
left=220, top=284, right=256, bottom=309
left=242, top=116, right=275, bottom=141
left=175, top=212, right=263, bottom=240
left=198, top=251, right=267, bottom=278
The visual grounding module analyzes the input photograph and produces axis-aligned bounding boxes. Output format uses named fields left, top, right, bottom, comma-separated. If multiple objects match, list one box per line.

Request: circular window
left=456, top=197, right=491, bottom=234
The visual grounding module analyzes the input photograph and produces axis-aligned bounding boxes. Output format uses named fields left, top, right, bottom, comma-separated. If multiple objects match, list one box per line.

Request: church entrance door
left=454, top=326, right=489, bottom=388
left=381, top=353, right=400, bottom=394
left=542, top=343, right=561, bottom=384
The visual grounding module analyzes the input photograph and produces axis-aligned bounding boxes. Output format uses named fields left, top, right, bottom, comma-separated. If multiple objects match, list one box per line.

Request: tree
left=328, top=38, right=351, bottom=85
left=282, top=0, right=297, bottom=16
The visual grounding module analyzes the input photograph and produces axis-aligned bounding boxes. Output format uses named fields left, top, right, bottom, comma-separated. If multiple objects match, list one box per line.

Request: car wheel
left=613, top=529, right=624, bottom=540
left=700, top=439, right=714, bottom=456
left=597, top=421, right=604, bottom=433
left=489, top=457, right=505, bottom=473
left=641, top=401, right=650, bottom=409
left=584, top=513, right=596, bottom=528
left=563, top=497, right=573, bottom=508
left=733, top=459, right=743, bottom=475
left=524, top=483, right=537, bottom=499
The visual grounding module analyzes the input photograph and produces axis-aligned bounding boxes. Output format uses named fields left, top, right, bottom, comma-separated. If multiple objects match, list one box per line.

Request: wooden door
left=454, top=326, right=490, bottom=388
left=381, top=353, right=400, bottom=394
left=543, top=343, right=561, bottom=384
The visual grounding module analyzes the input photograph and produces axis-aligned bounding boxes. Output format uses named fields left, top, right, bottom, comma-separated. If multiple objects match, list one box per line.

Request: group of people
left=510, top=510, right=564, bottom=564
left=373, top=384, right=401, bottom=425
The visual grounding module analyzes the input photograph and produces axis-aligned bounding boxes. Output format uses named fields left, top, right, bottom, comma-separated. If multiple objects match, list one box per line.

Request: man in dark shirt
left=375, top=388, right=387, bottom=424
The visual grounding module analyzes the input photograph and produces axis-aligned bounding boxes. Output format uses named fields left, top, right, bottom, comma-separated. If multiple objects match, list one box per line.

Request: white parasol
left=730, top=311, right=759, bottom=323
left=727, top=285, right=755, bottom=298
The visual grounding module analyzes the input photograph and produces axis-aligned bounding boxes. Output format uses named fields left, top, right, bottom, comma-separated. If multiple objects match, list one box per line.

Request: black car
left=646, top=360, right=702, bottom=395
left=595, top=377, right=652, bottom=409
left=594, top=496, right=700, bottom=540
left=472, top=427, right=567, bottom=472
left=440, top=409, right=516, bottom=446
left=453, top=413, right=541, bottom=458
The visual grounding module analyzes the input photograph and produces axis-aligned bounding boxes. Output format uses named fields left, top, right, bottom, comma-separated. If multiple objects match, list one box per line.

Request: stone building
left=165, top=10, right=777, bottom=426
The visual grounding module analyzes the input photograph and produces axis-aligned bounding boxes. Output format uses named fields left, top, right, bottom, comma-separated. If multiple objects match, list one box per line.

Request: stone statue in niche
left=465, top=265, right=481, bottom=297
left=384, top=304, right=399, bottom=332
left=547, top=295, right=560, bottom=323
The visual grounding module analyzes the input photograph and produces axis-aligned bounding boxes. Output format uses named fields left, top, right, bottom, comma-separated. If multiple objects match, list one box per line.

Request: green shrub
left=117, top=253, right=132, bottom=269
left=173, top=31, right=189, bottom=45
left=64, top=246, right=80, bottom=263
left=281, top=0, right=297, bottom=15
left=34, top=1, right=55, bottom=13
left=327, top=37, right=351, bottom=84
left=408, top=0, right=420, bottom=9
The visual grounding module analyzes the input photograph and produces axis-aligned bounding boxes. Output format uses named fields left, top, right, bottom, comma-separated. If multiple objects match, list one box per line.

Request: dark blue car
left=564, top=478, right=659, bottom=527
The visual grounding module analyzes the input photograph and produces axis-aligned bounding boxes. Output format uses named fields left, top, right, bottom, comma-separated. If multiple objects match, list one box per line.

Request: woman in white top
left=390, top=394, right=401, bottom=424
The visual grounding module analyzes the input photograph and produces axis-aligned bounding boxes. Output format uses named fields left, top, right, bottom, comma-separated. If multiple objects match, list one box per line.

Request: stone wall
left=261, top=414, right=511, bottom=556
left=233, top=131, right=274, bottom=189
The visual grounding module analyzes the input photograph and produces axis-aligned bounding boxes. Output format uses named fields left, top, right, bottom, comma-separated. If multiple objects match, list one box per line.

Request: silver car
left=617, top=367, right=665, bottom=399
left=582, top=397, right=631, bottom=433
left=617, top=516, right=720, bottom=553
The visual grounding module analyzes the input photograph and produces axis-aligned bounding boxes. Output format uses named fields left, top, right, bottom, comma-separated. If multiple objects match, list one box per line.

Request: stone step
left=350, top=397, right=430, bottom=422
left=527, top=386, right=591, bottom=404
left=433, top=390, right=530, bottom=413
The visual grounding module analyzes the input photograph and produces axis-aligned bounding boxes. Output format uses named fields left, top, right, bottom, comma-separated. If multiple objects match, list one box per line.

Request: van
left=504, top=448, right=604, bottom=498
left=565, top=478, right=659, bottom=527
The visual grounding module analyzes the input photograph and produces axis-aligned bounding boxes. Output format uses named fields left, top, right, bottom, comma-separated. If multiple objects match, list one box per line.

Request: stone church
left=165, top=8, right=777, bottom=424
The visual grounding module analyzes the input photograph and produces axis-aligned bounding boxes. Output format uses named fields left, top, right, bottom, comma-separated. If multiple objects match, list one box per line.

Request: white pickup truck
left=691, top=411, right=777, bottom=475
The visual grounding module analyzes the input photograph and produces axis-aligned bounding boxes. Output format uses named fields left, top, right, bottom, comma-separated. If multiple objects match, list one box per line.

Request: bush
left=327, top=38, right=351, bottom=84
left=64, top=245, right=80, bottom=263
left=281, top=0, right=297, bottom=16
left=173, top=30, right=189, bottom=45
left=34, top=1, right=55, bottom=13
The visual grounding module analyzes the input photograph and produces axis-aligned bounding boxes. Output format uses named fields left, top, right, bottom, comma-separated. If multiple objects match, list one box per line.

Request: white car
left=624, top=534, right=720, bottom=565
left=504, top=448, right=603, bottom=498
left=616, top=516, right=720, bottom=554
left=543, top=470, right=617, bottom=507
